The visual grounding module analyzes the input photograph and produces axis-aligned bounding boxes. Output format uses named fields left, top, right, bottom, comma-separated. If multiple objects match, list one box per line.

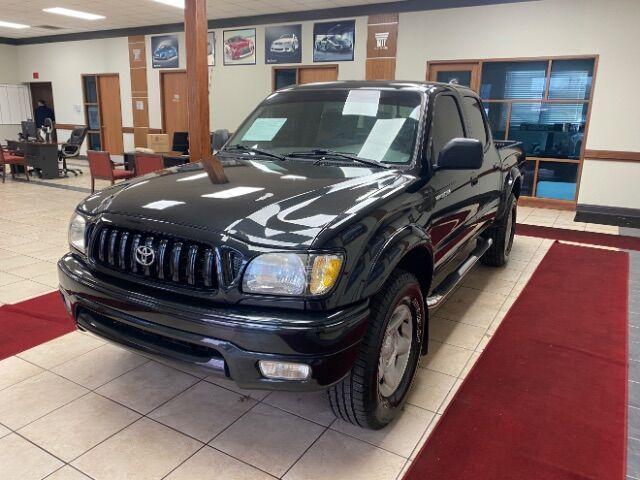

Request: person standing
left=34, top=100, right=55, bottom=128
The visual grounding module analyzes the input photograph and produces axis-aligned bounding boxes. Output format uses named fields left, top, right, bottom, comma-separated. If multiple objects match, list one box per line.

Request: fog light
left=258, top=360, right=311, bottom=380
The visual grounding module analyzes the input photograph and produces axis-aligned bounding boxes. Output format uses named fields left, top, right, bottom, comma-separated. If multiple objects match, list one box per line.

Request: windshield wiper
left=222, top=144, right=286, bottom=161
left=286, top=149, right=390, bottom=169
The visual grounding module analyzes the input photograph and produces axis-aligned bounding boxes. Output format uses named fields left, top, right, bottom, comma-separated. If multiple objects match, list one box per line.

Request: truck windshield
left=227, top=89, right=422, bottom=164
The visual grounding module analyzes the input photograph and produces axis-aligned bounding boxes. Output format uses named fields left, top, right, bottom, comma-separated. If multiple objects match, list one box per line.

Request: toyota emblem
left=135, top=245, right=155, bottom=266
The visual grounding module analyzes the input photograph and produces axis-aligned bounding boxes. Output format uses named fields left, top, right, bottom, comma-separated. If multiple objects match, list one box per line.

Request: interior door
left=427, top=62, right=480, bottom=92
left=298, top=65, right=338, bottom=84
left=97, top=75, right=124, bottom=154
left=161, top=71, right=189, bottom=143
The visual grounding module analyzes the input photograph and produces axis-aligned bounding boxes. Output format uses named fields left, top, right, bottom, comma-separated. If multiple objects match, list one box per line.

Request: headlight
left=68, top=212, right=87, bottom=254
left=242, top=253, right=343, bottom=296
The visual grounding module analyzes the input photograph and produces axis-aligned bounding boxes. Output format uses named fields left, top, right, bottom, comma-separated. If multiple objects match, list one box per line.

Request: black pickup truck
left=58, top=81, right=523, bottom=429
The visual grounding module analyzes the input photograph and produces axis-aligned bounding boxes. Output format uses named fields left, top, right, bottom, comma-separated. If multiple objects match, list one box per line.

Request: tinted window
left=480, top=61, right=548, bottom=100
left=430, top=95, right=465, bottom=164
left=549, top=58, right=595, bottom=100
left=463, top=97, right=488, bottom=146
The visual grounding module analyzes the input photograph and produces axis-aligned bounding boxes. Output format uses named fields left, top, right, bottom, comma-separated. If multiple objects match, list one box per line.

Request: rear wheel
left=328, top=270, right=424, bottom=429
left=480, top=193, right=517, bottom=267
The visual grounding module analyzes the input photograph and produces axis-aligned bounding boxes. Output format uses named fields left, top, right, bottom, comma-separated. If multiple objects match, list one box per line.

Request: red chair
left=134, top=153, right=164, bottom=176
left=1, top=146, right=29, bottom=183
left=87, top=150, right=135, bottom=193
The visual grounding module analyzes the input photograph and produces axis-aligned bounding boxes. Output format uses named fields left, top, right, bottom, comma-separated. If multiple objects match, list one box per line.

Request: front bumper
left=58, top=254, right=369, bottom=391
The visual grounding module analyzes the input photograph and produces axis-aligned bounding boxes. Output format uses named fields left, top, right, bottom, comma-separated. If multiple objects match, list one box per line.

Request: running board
left=426, top=237, right=493, bottom=310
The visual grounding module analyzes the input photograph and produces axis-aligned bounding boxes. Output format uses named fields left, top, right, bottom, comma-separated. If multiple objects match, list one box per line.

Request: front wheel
left=480, top=193, right=517, bottom=267
left=328, top=270, right=424, bottom=429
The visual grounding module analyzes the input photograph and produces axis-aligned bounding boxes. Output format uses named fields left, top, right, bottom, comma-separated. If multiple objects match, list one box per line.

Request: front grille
left=90, top=226, right=218, bottom=291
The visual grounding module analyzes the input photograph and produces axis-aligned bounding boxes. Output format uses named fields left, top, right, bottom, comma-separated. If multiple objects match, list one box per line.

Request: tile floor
left=0, top=171, right=632, bottom=480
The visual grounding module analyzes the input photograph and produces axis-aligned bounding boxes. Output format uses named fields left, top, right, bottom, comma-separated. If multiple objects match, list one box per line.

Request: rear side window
left=430, top=95, right=465, bottom=164
left=463, top=96, right=489, bottom=147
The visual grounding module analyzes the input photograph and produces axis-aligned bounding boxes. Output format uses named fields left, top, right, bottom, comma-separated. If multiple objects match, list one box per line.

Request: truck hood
left=79, top=158, right=416, bottom=248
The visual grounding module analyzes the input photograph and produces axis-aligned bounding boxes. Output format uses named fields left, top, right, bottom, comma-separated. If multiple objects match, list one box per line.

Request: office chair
left=1, top=145, right=29, bottom=183
left=87, top=150, right=134, bottom=193
left=172, top=132, right=189, bottom=154
left=59, top=126, right=87, bottom=176
left=134, top=153, right=164, bottom=176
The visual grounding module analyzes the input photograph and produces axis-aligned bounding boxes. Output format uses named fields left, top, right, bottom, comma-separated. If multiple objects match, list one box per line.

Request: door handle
left=470, top=173, right=479, bottom=186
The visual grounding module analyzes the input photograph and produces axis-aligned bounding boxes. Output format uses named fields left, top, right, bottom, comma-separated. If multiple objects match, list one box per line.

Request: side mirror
left=212, top=129, right=230, bottom=152
left=437, top=138, right=483, bottom=170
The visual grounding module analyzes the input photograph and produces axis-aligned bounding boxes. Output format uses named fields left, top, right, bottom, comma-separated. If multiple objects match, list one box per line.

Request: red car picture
left=224, top=32, right=256, bottom=64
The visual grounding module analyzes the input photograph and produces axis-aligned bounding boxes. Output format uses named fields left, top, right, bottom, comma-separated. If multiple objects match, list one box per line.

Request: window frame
left=427, top=55, right=598, bottom=205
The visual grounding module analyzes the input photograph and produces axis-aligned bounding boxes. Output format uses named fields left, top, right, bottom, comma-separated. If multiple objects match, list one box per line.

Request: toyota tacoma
left=59, top=81, right=523, bottom=429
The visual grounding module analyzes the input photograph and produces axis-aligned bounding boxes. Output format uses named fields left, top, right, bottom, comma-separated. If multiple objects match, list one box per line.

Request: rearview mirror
left=437, top=138, right=483, bottom=170
left=212, top=129, right=231, bottom=152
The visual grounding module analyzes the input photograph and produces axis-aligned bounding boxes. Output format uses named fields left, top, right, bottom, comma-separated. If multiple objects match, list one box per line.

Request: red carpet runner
left=406, top=242, right=628, bottom=480
left=517, top=223, right=640, bottom=251
left=0, top=292, right=75, bottom=361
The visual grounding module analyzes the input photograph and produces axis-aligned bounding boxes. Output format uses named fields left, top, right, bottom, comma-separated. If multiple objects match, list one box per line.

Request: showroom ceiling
left=0, top=0, right=400, bottom=39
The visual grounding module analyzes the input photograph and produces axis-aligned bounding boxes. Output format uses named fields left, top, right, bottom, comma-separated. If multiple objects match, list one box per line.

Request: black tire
left=480, top=193, right=517, bottom=267
left=328, top=270, right=425, bottom=429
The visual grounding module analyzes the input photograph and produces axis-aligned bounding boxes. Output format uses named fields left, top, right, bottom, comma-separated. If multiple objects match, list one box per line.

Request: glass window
left=507, top=102, right=587, bottom=159
left=463, top=97, right=488, bottom=146
left=483, top=102, right=508, bottom=141
left=228, top=89, right=423, bottom=164
left=86, top=106, right=100, bottom=130
left=88, top=132, right=101, bottom=151
left=480, top=61, right=548, bottom=100
left=83, top=76, right=97, bottom=103
left=535, top=162, right=578, bottom=200
left=436, top=70, right=472, bottom=88
left=430, top=95, right=465, bottom=164
left=520, top=160, right=536, bottom=197
left=275, top=69, right=297, bottom=90
left=549, top=59, right=594, bottom=100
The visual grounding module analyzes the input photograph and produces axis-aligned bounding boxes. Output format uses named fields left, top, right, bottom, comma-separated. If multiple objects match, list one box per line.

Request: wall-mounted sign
left=32, top=72, right=39, bottom=79
left=265, top=24, right=302, bottom=64
left=223, top=28, right=256, bottom=66
left=313, top=20, right=355, bottom=62
left=366, top=23, right=398, bottom=58
left=151, top=34, right=179, bottom=69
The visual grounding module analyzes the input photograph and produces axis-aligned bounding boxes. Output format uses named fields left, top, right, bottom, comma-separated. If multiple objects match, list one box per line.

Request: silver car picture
left=270, top=33, right=299, bottom=54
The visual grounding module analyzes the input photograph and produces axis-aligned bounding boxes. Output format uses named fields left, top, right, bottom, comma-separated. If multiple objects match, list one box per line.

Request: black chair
left=172, top=131, right=189, bottom=154
left=59, top=126, right=87, bottom=176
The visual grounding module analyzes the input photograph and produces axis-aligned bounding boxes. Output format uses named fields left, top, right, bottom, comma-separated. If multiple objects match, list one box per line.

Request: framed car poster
left=151, top=34, right=179, bottom=68
left=207, top=31, right=215, bottom=66
left=223, top=28, right=256, bottom=65
left=265, top=24, right=302, bottom=64
left=313, top=20, right=355, bottom=62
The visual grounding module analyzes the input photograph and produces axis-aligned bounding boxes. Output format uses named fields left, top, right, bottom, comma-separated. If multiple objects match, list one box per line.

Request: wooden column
left=128, top=35, right=150, bottom=147
left=184, top=0, right=226, bottom=181
left=185, top=0, right=211, bottom=163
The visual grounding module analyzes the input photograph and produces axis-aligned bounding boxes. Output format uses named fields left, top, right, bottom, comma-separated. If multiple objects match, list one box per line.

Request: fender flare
left=358, top=224, right=433, bottom=300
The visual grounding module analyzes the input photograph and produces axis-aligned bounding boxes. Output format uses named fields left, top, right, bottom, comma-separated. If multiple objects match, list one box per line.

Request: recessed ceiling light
left=0, top=20, right=30, bottom=29
left=151, top=0, right=185, bottom=9
left=42, top=7, right=105, bottom=20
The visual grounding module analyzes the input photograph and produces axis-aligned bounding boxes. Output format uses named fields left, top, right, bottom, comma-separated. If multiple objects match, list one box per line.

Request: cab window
left=463, top=96, right=489, bottom=147
left=430, top=94, right=465, bottom=165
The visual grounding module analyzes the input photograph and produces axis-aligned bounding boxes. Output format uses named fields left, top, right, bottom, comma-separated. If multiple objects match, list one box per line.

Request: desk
left=8, top=141, right=60, bottom=179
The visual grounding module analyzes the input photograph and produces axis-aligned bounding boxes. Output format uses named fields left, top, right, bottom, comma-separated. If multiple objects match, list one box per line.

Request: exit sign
left=32, top=72, right=39, bottom=79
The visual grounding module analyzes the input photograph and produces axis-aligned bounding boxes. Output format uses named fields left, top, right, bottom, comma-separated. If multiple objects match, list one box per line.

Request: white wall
left=396, top=0, right=640, bottom=208
left=0, top=44, right=20, bottom=140
left=15, top=37, right=134, bottom=152
left=3, top=0, right=639, bottom=209
left=143, top=16, right=367, bottom=132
